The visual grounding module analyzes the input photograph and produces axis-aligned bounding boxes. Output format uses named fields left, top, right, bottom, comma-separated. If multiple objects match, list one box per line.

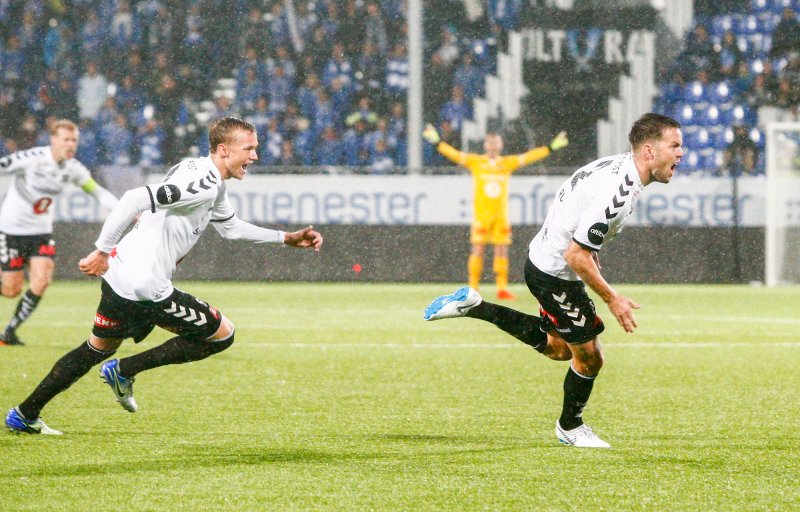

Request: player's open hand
left=79, top=249, right=110, bottom=277
left=284, top=225, right=323, bottom=251
left=607, top=294, right=640, bottom=333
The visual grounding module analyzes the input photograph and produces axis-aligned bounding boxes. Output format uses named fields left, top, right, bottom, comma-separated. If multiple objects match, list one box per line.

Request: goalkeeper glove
left=422, top=123, right=441, bottom=145
left=548, top=131, right=569, bottom=152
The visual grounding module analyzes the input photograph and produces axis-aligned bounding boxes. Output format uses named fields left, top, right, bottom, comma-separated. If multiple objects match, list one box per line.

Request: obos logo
left=587, top=222, right=608, bottom=245
left=156, top=184, right=181, bottom=205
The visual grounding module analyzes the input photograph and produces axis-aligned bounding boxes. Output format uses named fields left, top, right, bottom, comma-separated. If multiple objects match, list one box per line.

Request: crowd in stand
left=657, top=2, right=800, bottom=175
left=0, top=0, right=510, bottom=172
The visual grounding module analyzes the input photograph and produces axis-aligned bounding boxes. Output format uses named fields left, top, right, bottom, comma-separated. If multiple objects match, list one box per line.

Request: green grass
left=1, top=281, right=799, bottom=511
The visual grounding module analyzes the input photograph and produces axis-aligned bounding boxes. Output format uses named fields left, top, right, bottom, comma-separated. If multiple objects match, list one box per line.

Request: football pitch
left=1, top=281, right=798, bottom=511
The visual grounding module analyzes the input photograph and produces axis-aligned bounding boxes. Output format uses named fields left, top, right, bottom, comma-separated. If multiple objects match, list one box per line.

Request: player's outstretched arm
left=564, top=240, right=640, bottom=333
left=81, top=178, right=119, bottom=210
left=284, top=225, right=323, bottom=251
left=548, top=131, right=569, bottom=152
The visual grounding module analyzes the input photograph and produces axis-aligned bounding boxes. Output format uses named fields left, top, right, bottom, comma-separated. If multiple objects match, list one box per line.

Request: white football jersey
left=0, top=146, right=93, bottom=235
left=103, top=157, right=234, bottom=301
left=528, top=152, right=645, bottom=281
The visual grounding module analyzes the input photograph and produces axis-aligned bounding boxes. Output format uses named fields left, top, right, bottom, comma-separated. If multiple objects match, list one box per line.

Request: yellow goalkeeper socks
left=494, top=256, right=509, bottom=291
left=468, top=255, right=483, bottom=289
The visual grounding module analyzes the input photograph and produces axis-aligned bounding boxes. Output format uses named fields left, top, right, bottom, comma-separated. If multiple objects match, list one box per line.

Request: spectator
left=51, top=77, right=79, bottom=120
left=236, top=67, right=265, bottom=113
left=80, top=11, right=106, bottom=63
left=2, top=35, right=26, bottom=86
left=454, top=53, right=485, bottom=101
left=323, top=43, right=354, bottom=90
left=364, top=2, right=388, bottom=55
left=297, top=73, right=321, bottom=120
left=774, top=76, right=800, bottom=110
left=181, top=3, right=205, bottom=67
left=147, top=51, right=172, bottom=96
left=439, top=84, right=472, bottom=132
left=435, top=27, right=461, bottom=68
left=745, top=73, right=775, bottom=108
left=294, top=118, right=316, bottom=165
left=321, top=2, right=341, bottom=41
left=28, top=69, right=59, bottom=122
left=115, top=75, right=146, bottom=120
left=212, top=95, right=239, bottom=120
left=342, top=119, right=370, bottom=166
left=137, top=118, right=165, bottom=167
left=100, top=113, right=134, bottom=165
left=141, top=3, right=176, bottom=59
left=239, top=7, right=270, bottom=57
left=715, top=30, right=742, bottom=80
left=369, top=138, right=395, bottom=174
left=77, top=61, right=109, bottom=121
left=770, top=7, right=800, bottom=59
left=176, top=63, right=207, bottom=102
left=268, top=45, right=296, bottom=84
left=96, top=97, right=121, bottom=128
left=330, top=78, right=354, bottom=128
left=75, top=118, right=102, bottom=168
left=295, top=1, right=318, bottom=44
left=677, top=24, right=719, bottom=81
left=312, top=89, right=336, bottom=133
left=386, top=42, right=410, bottom=100
left=16, top=115, right=39, bottom=149
left=279, top=139, right=298, bottom=166
left=266, top=65, right=293, bottom=115
left=282, top=102, right=306, bottom=137
left=316, top=125, right=344, bottom=165
left=355, top=40, right=386, bottom=93
left=346, top=95, right=379, bottom=127
left=387, top=101, right=406, bottom=147
left=336, top=0, right=365, bottom=56
left=43, top=19, right=75, bottom=75
left=722, top=124, right=758, bottom=175
left=268, top=1, right=290, bottom=49
left=245, top=96, right=274, bottom=138
left=261, top=117, right=284, bottom=166
left=109, top=0, right=138, bottom=51
left=237, top=45, right=267, bottom=84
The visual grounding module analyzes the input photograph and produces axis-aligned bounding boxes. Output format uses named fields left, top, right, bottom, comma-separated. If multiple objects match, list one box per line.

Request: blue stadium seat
left=749, top=127, right=766, bottom=149
left=708, top=81, right=734, bottom=103
left=683, top=81, right=709, bottom=104
left=681, top=150, right=701, bottom=173
left=697, top=104, right=723, bottom=126
left=711, top=15, right=736, bottom=37
left=737, top=15, right=760, bottom=35
left=698, top=148, right=722, bottom=173
left=750, top=0, right=772, bottom=14
left=660, top=82, right=683, bottom=104
left=676, top=104, right=697, bottom=125
left=709, top=127, right=733, bottom=149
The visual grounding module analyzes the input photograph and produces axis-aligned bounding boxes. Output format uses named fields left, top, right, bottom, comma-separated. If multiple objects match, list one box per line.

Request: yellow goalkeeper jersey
left=437, top=142, right=551, bottom=218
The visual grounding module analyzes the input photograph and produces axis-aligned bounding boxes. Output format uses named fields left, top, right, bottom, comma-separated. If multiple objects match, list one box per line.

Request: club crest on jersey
left=156, top=184, right=181, bottom=205
left=588, top=222, right=608, bottom=245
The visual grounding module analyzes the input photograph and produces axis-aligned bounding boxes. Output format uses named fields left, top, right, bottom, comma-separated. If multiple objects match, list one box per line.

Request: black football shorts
left=0, top=232, right=56, bottom=271
left=524, top=258, right=605, bottom=344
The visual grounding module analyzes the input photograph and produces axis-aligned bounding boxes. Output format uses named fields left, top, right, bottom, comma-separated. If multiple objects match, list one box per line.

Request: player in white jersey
left=424, top=113, right=682, bottom=448
left=0, top=119, right=118, bottom=346
left=5, top=117, right=323, bottom=434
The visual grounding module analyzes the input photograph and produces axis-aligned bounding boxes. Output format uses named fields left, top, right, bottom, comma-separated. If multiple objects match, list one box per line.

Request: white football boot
left=423, top=287, right=482, bottom=321
left=555, top=420, right=611, bottom=448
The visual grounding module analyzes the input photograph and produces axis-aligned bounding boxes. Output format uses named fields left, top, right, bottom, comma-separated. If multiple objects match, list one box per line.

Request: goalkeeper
left=423, top=124, right=568, bottom=299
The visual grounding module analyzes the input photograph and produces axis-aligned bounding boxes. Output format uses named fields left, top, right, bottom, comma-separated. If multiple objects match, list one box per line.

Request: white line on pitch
left=247, top=341, right=800, bottom=349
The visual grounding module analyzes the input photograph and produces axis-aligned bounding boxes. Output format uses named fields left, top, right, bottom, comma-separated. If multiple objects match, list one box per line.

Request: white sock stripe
left=569, top=363, right=596, bottom=380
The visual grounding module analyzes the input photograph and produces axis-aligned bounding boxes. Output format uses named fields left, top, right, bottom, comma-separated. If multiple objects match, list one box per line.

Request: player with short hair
left=424, top=113, right=682, bottom=448
left=5, top=117, right=323, bottom=434
left=422, top=125, right=568, bottom=300
left=0, top=119, right=118, bottom=346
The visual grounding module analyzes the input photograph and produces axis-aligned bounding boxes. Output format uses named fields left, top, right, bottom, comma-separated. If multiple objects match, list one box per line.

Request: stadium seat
left=708, top=81, right=733, bottom=103
left=750, top=0, right=772, bottom=15
left=709, top=127, right=733, bottom=149
left=737, top=15, right=760, bottom=35
left=681, top=150, right=701, bottom=173
left=676, top=104, right=696, bottom=125
left=684, top=81, right=709, bottom=104
left=711, top=15, right=735, bottom=37
left=659, top=82, right=683, bottom=104
left=698, top=104, right=724, bottom=126
left=749, top=127, right=766, bottom=149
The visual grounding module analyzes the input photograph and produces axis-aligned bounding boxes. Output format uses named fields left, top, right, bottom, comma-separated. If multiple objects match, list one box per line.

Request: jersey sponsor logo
left=587, top=222, right=608, bottom=245
left=94, top=313, right=120, bottom=328
left=9, top=256, right=24, bottom=269
left=156, top=184, right=181, bottom=204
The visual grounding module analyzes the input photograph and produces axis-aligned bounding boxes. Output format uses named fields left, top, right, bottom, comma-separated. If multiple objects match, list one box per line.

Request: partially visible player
left=424, top=113, right=682, bottom=448
left=5, top=117, right=322, bottom=435
left=422, top=124, right=568, bottom=299
left=0, top=120, right=118, bottom=346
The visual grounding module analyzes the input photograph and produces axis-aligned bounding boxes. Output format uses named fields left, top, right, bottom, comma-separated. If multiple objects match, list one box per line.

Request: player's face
left=221, top=129, right=259, bottom=180
left=484, top=135, right=503, bottom=157
left=649, top=127, right=682, bottom=184
left=50, top=128, right=79, bottom=162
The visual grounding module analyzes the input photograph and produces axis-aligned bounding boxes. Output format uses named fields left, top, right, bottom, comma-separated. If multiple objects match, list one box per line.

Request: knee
left=211, top=315, right=234, bottom=342
left=2, top=285, right=22, bottom=298
left=577, top=351, right=604, bottom=375
left=29, top=277, right=52, bottom=296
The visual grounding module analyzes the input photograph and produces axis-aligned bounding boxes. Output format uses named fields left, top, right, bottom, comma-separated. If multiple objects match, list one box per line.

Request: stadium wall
left=54, top=223, right=764, bottom=285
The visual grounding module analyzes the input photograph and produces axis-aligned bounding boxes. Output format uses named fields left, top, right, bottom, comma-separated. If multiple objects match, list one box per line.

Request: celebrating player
left=422, top=124, right=568, bottom=300
left=6, top=117, right=323, bottom=434
left=424, top=113, right=682, bottom=447
left=0, top=120, right=118, bottom=346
